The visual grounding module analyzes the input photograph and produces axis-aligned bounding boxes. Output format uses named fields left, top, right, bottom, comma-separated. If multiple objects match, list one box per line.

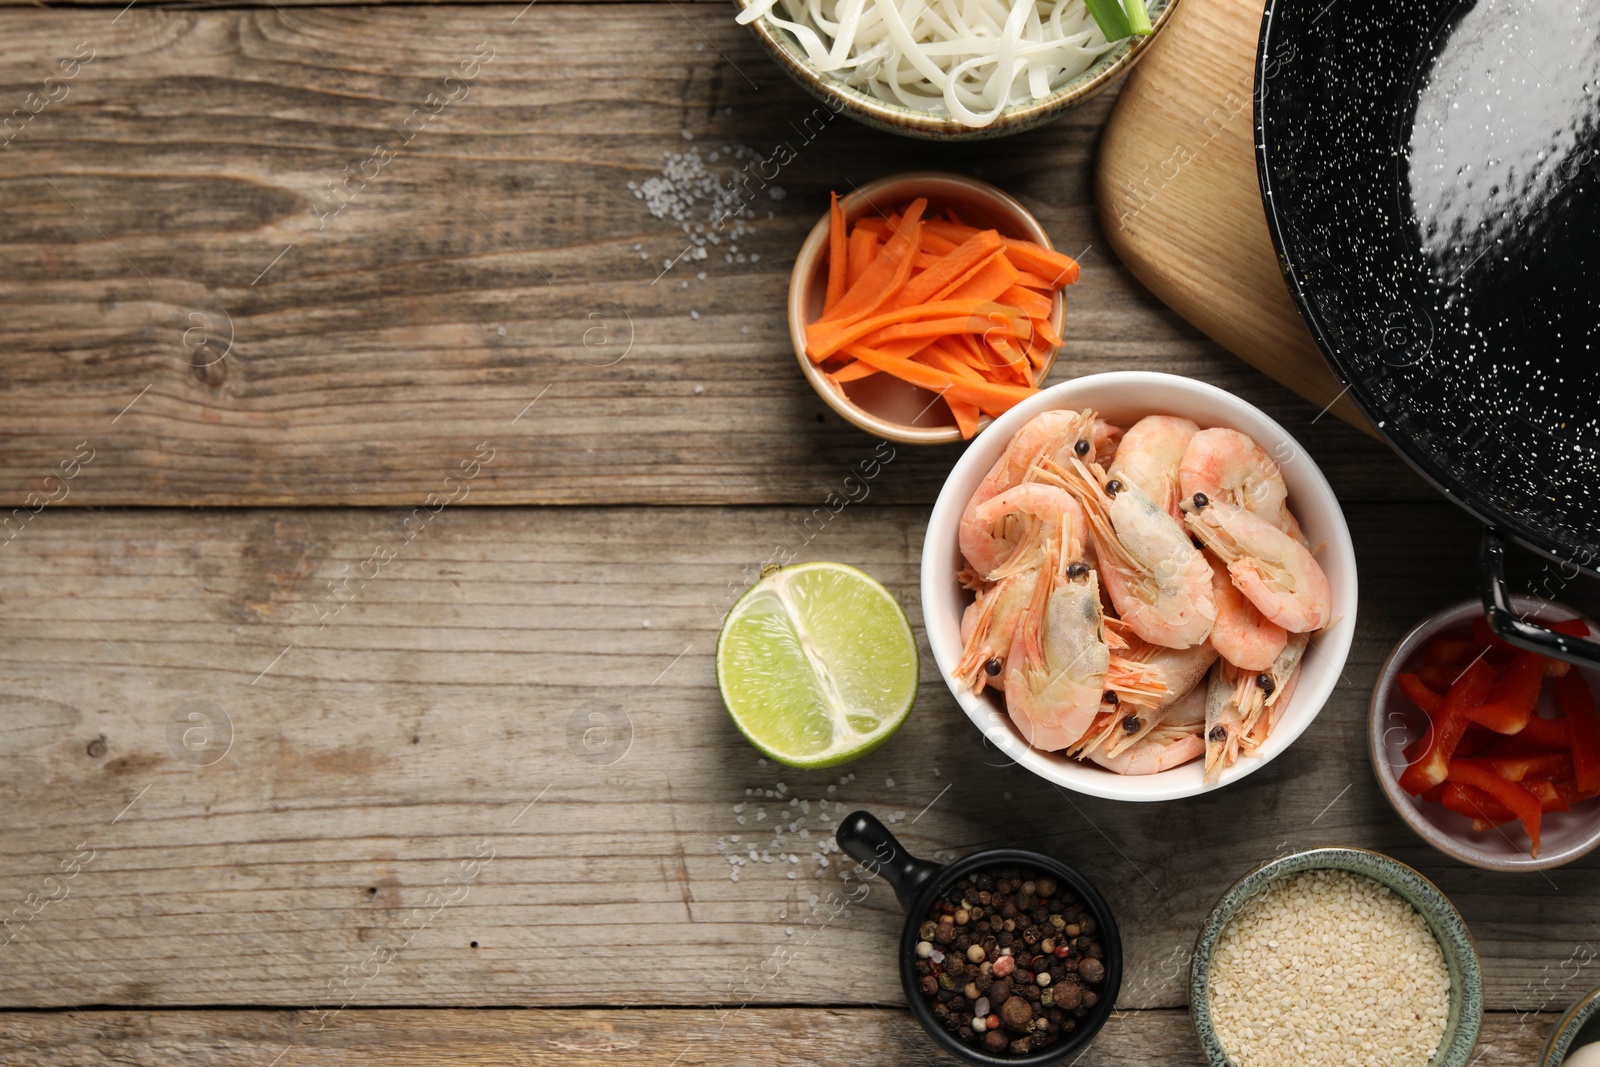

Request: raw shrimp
left=960, top=483, right=1080, bottom=581
left=1179, top=427, right=1306, bottom=543
left=1100, top=639, right=1217, bottom=757
left=1238, top=631, right=1309, bottom=748
left=969, top=409, right=1122, bottom=511
left=1003, top=545, right=1110, bottom=753
left=955, top=569, right=1040, bottom=694
left=1037, top=457, right=1216, bottom=649
left=1204, top=548, right=1288, bottom=672
left=1087, top=720, right=1204, bottom=775
left=1108, top=415, right=1199, bottom=523
left=1183, top=497, right=1331, bottom=634
left=1203, top=661, right=1246, bottom=782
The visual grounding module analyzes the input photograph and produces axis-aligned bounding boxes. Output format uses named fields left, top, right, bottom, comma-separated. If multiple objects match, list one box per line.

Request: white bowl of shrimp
left=921, top=371, right=1357, bottom=802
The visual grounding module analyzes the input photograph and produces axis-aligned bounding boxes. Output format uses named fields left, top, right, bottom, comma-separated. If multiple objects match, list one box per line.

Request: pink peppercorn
left=991, top=955, right=1015, bottom=978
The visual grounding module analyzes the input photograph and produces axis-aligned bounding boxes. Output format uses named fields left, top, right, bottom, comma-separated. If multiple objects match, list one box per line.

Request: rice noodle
left=737, top=0, right=1120, bottom=128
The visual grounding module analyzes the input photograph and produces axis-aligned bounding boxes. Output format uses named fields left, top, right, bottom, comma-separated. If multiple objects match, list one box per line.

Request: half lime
left=716, top=562, right=919, bottom=769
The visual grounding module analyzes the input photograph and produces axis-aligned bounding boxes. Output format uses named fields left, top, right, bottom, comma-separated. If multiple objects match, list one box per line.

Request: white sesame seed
left=1207, top=869, right=1450, bottom=1067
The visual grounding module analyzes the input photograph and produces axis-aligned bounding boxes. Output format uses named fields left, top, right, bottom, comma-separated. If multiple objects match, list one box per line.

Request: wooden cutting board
left=1096, top=0, right=1371, bottom=433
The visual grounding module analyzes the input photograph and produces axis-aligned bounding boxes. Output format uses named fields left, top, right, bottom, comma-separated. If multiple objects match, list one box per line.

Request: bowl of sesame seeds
left=1189, top=847, right=1482, bottom=1067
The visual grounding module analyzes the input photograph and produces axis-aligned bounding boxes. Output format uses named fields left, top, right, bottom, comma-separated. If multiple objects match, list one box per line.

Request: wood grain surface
left=1095, top=0, right=1369, bottom=430
left=1, top=505, right=1596, bottom=1015
left=0, top=1008, right=1568, bottom=1065
left=5, top=3, right=1599, bottom=1064
left=0, top=5, right=1406, bottom=508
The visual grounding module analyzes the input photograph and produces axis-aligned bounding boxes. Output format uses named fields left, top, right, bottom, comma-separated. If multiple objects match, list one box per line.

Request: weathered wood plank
left=0, top=1008, right=1569, bottom=1066
left=0, top=6, right=1416, bottom=507
left=0, top=503, right=1596, bottom=1011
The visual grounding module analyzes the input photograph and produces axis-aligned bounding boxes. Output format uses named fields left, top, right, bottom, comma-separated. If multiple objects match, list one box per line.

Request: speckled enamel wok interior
left=1255, top=0, right=1600, bottom=653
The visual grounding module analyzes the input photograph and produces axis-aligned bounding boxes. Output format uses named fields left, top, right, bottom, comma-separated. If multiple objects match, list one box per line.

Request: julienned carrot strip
left=811, top=194, right=1082, bottom=421
left=921, top=218, right=1079, bottom=284
left=923, top=218, right=982, bottom=244
left=957, top=331, right=1026, bottom=384
left=1032, top=313, right=1064, bottom=351
left=842, top=345, right=1035, bottom=417
left=890, top=231, right=1005, bottom=310
left=825, top=192, right=847, bottom=312
left=846, top=229, right=877, bottom=289
left=827, top=359, right=879, bottom=383
left=950, top=402, right=980, bottom=439
left=919, top=343, right=984, bottom=439
left=863, top=313, right=1026, bottom=348
left=919, top=342, right=986, bottom=382
left=1001, top=285, right=1053, bottom=320
left=941, top=252, right=1021, bottom=304
left=808, top=298, right=1024, bottom=361
left=1002, top=240, right=1080, bottom=285
left=817, top=199, right=927, bottom=328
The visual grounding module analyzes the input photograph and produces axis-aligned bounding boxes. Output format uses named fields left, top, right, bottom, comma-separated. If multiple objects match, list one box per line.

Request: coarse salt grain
left=1207, top=869, right=1451, bottom=1067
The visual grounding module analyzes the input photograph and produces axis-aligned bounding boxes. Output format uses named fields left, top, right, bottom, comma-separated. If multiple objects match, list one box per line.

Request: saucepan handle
left=836, top=810, right=944, bottom=912
left=1479, top=529, right=1600, bottom=669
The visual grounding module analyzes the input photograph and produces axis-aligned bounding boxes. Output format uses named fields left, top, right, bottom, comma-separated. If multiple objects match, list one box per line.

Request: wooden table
left=1, top=4, right=1595, bottom=1063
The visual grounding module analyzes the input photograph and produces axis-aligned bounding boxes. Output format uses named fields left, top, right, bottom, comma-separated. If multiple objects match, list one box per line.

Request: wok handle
left=835, top=810, right=944, bottom=912
left=1479, top=529, right=1600, bottom=669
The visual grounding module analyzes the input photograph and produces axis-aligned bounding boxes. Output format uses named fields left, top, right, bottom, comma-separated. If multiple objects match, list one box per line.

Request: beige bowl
left=789, top=171, right=1065, bottom=446
left=736, top=0, right=1182, bottom=140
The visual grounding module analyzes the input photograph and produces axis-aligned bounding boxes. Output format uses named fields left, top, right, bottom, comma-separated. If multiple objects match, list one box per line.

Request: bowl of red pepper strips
left=1370, top=595, right=1600, bottom=871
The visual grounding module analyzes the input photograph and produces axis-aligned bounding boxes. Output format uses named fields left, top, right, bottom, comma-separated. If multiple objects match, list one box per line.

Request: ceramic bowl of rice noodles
left=735, top=0, right=1181, bottom=139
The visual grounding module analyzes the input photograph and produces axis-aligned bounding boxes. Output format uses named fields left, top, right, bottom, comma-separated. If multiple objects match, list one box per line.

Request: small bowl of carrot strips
left=789, top=171, right=1079, bottom=444
left=1370, top=594, right=1600, bottom=872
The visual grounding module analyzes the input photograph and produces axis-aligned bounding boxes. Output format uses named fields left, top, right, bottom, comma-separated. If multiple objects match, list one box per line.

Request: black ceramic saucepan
left=835, top=811, right=1123, bottom=1065
left=1256, top=0, right=1600, bottom=666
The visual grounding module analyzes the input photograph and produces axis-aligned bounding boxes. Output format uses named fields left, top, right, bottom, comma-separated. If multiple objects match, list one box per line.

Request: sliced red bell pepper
left=1419, top=783, right=1446, bottom=803
left=1396, top=672, right=1442, bottom=716
left=1555, top=669, right=1600, bottom=795
left=1438, top=781, right=1515, bottom=826
left=1518, top=715, right=1572, bottom=750
left=1462, top=650, right=1547, bottom=734
left=1457, top=723, right=1496, bottom=757
left=1417, top=665, right=1460, bottom=691
left=1424, top=636, right=1479, bottom=671
left=1523, top=778, right=1570, bottom=813
left=1555, top=778, right=1600, bottom=806
left=1398, top=659, right=1496, bottom=795
left=1455, top=752, right=1573, bottom=783
left=1447, top=759, right=1543, bottom=856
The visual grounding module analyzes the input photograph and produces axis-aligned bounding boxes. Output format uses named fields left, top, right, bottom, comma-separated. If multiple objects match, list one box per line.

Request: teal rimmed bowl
left=1542, top=984, right=1600, bottom=1067
left=1189, top=847, right=1483, bottom=1067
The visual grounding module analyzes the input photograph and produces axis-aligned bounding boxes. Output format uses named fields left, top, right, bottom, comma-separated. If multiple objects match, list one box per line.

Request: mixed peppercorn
left=911, top=865, right=1106, bottom=1056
